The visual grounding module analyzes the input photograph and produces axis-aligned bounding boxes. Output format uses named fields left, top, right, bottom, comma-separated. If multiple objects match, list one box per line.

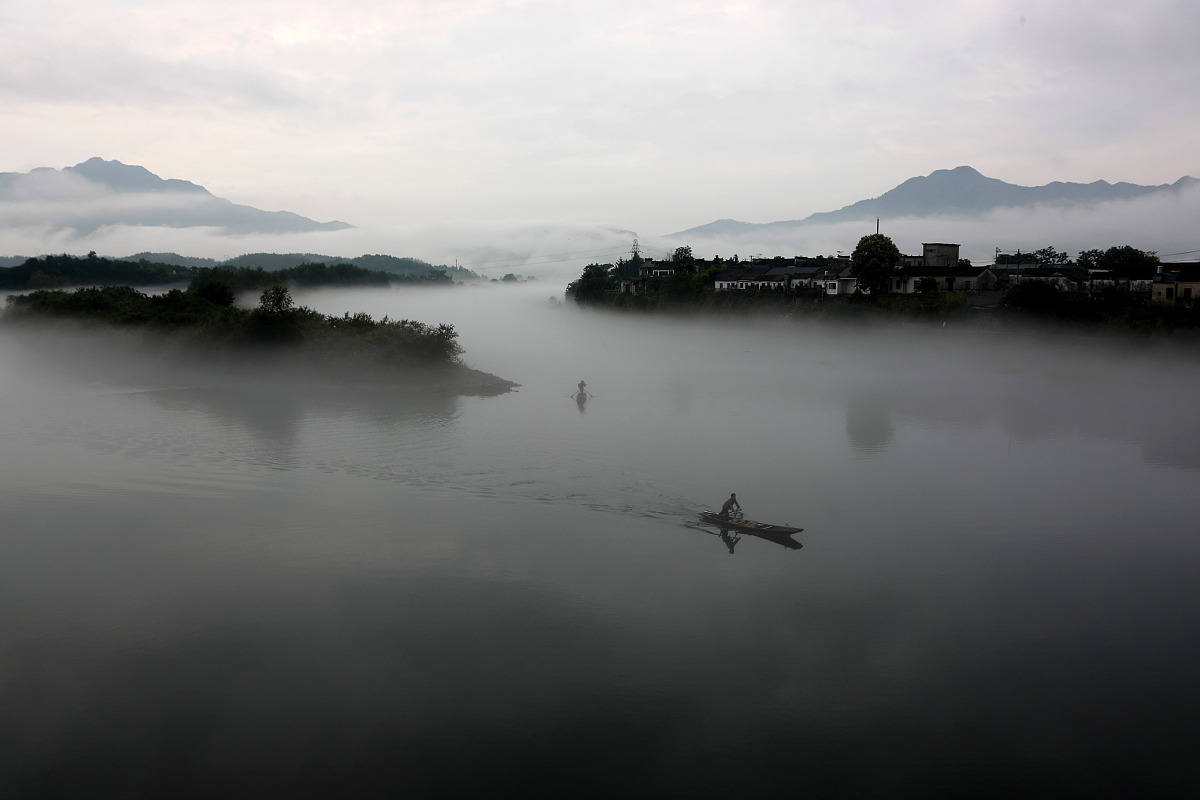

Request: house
left=1152, top=264, right=1200, bottom=303
left=889, top=265, right=997, bottom=294
left=618, top=274, right=650, bottom=295
left=783, top=266, right=826, bottom=290
left=617, top=258, right=680, bottom=294
left=633, top=259, right=677, bottom=278
left=714, top=262, right=850, bottom=293
left=824, top=266, right=859, bottom=295
left=922, top=243, right=961, bottom=268
left=901, top=243, right=961, bottom=269
left=713, top=265, right=772, bottom=291
left=1010, top=267, right=1083, bottom=292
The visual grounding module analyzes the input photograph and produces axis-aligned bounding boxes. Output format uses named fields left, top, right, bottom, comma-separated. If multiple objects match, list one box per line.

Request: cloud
left=2, top=1, right=1199, bottom=238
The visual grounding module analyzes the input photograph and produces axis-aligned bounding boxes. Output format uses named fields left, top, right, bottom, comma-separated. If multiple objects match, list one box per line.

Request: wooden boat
left=699, top=511, right=802, bottom=536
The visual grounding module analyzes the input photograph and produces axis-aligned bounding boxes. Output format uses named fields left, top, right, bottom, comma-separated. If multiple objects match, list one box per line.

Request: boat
left=698, top=511, right=802, bottom=536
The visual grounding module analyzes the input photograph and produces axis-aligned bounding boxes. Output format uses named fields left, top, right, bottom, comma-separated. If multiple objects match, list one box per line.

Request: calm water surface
left=2, top=284, right=1199, bottom=797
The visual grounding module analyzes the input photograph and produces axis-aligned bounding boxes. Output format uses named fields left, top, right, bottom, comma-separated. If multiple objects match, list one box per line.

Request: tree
left=193, top=276, right=235, bottom=307
left=1033, top=246, right=1069, bottom=265
left=671, top=245, right=697, bottom=274
left=612, top=254, right=642, bottom=278
left=564, top=263, right=615, bottom=305
left=1077, top=249, right=1104, bottom=271
left=850, top=233, right=901, bottom=295
left=1077, top=246, right=1159, bottom=279
left=258, top=284, right=294, bottom=314
left=1098, top=245, right=1159, bottom=279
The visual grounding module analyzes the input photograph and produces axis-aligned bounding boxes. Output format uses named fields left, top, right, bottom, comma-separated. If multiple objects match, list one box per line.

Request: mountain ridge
left=669, top=166, right=1199, bottom=238
left=0, top=158, right=354, bottom=235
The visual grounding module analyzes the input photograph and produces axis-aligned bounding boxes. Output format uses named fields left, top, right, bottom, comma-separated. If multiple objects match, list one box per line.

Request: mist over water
left=3, top=284, right=1199, bottom=796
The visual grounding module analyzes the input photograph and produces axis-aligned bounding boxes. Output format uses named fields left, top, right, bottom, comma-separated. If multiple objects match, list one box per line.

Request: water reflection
left=152, top=383, right=458, bottom=440
left=714, top=526, right=803, bottom=553
left=692, top=516, right=804, bottom=554
left=838, top=340, right=1200, bottom=470
left=845, top=393, right=895, bottom=454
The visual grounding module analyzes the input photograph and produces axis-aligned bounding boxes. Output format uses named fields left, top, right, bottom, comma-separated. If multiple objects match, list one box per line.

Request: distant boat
left=699, top=511, right=802, bottom=536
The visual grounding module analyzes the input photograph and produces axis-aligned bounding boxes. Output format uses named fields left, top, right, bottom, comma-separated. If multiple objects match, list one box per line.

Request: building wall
left=922, top=243, right=960, bottom=268
left=1154, top=281, right=1200, bottom=303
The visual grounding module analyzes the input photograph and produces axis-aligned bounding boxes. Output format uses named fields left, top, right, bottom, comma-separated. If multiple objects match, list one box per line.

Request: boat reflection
left=693, top=517, right=803, bottom=554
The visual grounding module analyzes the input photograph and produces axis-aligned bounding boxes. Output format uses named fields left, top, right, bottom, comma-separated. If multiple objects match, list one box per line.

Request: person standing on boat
left=719, top=493, right=740, bottom=521
left=577, top=380, right=587, bottom=397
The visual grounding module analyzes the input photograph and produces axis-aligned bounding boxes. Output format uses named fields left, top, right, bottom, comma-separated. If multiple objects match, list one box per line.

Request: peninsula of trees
left=2, top=281, right=517, bottom=396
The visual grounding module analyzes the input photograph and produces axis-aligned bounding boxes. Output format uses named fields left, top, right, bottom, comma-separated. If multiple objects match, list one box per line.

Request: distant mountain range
left=669, top=166, right=1199, bottom=239
left=0, top=157, right=353, bottom=234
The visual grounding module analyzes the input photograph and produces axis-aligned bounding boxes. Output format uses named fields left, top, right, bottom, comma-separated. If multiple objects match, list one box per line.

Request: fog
left=4, top=184, right=1199, bottom=278
left=673, top=184, right=1200, bottom=265
left=3, top=282, right=1200, bottom=795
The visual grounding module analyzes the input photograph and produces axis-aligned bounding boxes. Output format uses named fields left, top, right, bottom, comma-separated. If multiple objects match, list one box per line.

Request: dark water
left=2, top=285, right=1199, bottom=797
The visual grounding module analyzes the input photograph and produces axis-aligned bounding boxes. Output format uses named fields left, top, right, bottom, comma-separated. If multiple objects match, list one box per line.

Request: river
left=2, top=283, right=1198, bottom=797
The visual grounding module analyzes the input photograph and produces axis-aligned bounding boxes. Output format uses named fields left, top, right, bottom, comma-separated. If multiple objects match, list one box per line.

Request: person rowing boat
left=718, top=492, right=741, bottom=521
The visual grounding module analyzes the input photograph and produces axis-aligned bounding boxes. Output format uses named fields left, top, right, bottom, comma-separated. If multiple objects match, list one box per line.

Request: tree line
left=3, top=283, right=465, bottom=368
left=0, top=253, right=454, bottom=291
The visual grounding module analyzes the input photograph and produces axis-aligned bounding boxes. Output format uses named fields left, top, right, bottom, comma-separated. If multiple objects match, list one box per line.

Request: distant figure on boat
left=719, top=493, right=740, bottom=520
left=577, top=380, right=587, bottom=396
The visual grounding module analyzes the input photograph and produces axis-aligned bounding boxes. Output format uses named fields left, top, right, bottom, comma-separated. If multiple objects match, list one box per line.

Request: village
left=614, top=241, right=1200, bottom=304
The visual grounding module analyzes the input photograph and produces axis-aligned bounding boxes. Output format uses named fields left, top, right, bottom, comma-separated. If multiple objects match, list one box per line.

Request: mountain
left=0, top=158, right=354, bottom=234
left=66, top=158, right=211, bottom=195
left=670, top=166, right=1200, bottom=238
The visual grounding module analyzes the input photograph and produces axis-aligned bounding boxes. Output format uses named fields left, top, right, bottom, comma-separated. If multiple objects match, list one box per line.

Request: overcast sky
left=2, top=0, right=1199, bottom=267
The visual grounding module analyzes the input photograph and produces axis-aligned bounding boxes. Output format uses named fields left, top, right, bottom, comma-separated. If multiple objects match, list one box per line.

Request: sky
left=2, top=0, right=1199, bottom=273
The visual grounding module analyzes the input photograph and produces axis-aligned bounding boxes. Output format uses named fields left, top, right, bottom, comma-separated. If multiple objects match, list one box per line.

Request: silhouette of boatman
left=719, top=492, right=741, bottom=520
left=577, top=380, right=587, bottom=396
